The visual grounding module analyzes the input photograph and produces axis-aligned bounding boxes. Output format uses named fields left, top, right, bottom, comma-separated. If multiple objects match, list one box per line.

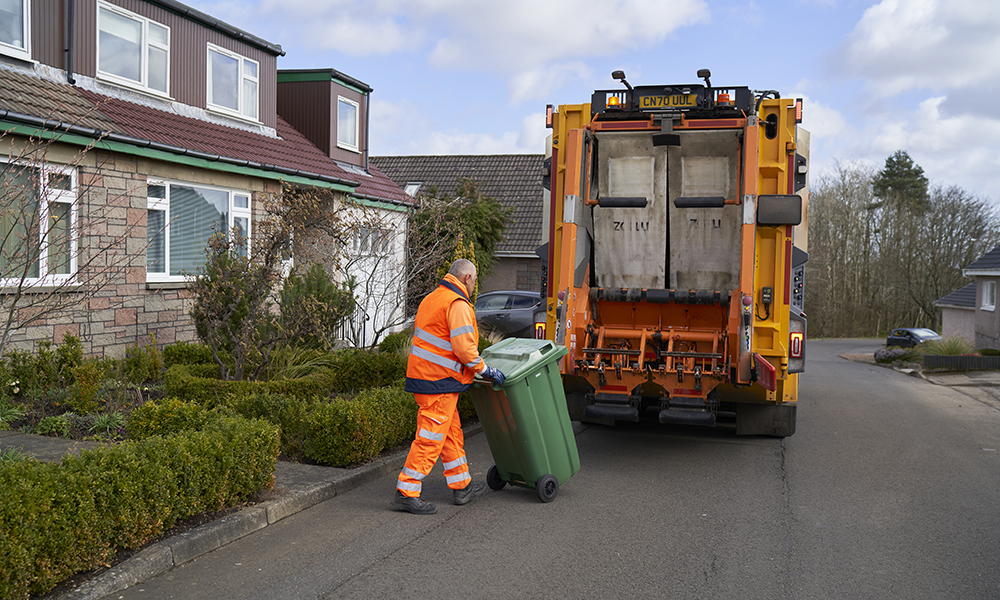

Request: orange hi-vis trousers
left=396, top=392, right=471, bottom=498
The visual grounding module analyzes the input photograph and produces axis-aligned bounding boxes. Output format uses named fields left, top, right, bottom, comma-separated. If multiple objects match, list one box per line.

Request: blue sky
left=199, top=0, right=1000, bottom=202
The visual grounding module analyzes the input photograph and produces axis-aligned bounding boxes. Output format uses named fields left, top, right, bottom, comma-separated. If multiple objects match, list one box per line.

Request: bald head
left=448, top=259, right=477, bottom=279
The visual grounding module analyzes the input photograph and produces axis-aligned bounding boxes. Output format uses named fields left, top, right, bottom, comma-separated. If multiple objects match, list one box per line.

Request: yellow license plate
left=639, top=94, right=698, bottom=109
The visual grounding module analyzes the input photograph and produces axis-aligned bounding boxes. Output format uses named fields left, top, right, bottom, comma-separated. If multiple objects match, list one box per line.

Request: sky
left=198, top=0, right=1000, bottom=203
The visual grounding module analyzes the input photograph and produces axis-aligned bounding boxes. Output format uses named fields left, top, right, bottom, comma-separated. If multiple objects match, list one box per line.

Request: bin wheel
left=536, top=474, right=558, bottom=503
left=487, top=465, right=507, bottom=491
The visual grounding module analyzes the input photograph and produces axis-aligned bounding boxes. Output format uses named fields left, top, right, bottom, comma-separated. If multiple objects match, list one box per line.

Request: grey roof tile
left=370, top=155, right=544, bottom=254
left=964, top=244, right=1000, bottom=271
left=934, top=281, right=977, bottom=308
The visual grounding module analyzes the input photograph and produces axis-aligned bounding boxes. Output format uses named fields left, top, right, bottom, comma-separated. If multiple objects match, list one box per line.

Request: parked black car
left=475, top=291, right=541, bottom=338
left=886, top=328, right=941, bottom=348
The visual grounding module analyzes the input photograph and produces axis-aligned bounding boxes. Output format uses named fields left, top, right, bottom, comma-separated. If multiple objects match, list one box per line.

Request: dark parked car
left=886, top=328, right=941, bottom=348
left=475, top=291, right=541, bottom=338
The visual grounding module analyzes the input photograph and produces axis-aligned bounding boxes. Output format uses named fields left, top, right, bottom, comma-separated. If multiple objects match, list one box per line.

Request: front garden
left=0, top=330, right=483, bottom=600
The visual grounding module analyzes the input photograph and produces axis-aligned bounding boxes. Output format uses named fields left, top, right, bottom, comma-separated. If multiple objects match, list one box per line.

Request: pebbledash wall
left=2, top=143, right=281, bottom=359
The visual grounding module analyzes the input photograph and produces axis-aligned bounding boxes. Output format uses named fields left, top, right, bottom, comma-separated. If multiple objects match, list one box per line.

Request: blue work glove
left=482, top=366, right=506, bottom=386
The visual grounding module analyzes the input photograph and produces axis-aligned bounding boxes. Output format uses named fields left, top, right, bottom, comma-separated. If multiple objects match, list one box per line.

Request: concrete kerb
left=57, top=423, right=482, bottom=600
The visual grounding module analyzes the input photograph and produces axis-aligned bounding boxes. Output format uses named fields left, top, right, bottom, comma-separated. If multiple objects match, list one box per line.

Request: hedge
left=164, top=364, right=333, bottom=406
left=0, top=411, right=279, bottom=600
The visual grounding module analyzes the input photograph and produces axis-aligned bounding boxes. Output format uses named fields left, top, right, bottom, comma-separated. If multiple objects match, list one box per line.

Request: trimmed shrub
left=0, top=459, right=106, bottom=599
left=223, top=389, right=315, bottom=458
left=328, top=349, right=406, bottom=393
left=978, top=347, right=1000, bottom=357
left=163, top=341, right=216, bottom=369
left=303, top=384, right=418, bottom=467
left=127, top=397, right=214, bottom=439
left=164, top=364, right=330, bottom=407
left=0, top=411, right=278, bottom=600
left=378, top=330, right=412, bottom=355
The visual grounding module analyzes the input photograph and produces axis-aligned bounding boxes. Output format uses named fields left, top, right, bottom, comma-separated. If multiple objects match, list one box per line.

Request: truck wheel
left=487, top=465, right=506, bottom=490
left=536, top=474, right=558, bottom=503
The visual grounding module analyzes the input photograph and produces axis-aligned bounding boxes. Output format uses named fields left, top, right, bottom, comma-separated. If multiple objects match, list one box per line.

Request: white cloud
left=868, top=97, right=1000, bottom=194
left=837, top=0, right=1000, bottom=96
left=241, top=0, right=708, bottom=103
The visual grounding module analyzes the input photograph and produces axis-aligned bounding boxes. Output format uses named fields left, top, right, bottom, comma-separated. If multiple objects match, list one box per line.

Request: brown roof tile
left=0, top=68, right=409, bottom=206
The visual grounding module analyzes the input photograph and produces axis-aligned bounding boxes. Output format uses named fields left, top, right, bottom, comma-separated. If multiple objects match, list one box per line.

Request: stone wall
left=2, top=148, right=280, bottom=359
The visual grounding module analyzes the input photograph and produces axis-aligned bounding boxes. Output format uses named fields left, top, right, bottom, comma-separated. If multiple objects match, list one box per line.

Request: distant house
left=933, top=283, right=976, bottom=345
left=370, top=154, right=545, bottom=293
left=935, top=245, right=1000, bottom=349
left=0, top=0, right=410, bottom=356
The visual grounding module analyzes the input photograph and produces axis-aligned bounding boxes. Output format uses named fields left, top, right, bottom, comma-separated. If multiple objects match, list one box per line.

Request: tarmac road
left=22, top=339, right=1000, bottom=599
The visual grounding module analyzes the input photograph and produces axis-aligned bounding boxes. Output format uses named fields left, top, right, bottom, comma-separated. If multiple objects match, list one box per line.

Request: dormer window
left=208, top=44, right=259, bottom=122
left=97, top=2, right=169, bottom=95
left=337, top=96, right=359, bottom=152
left=0, top=0, right=29, bottom=61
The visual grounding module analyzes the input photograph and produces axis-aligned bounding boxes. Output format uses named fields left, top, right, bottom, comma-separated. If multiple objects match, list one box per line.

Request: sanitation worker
left=391, top=258, right=506, bottom=515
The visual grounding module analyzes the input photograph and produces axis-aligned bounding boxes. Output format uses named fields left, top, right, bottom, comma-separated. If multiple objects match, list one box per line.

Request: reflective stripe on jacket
left=404, top=273, right=485, bottom=394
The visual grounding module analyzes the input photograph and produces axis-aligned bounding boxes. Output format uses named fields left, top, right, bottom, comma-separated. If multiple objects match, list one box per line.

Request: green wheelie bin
left=470, top=338, right=580, bottom=502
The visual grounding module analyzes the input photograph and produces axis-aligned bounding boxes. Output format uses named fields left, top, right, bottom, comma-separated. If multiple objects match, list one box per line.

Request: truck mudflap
left=735, top=403, right=797, bottom=437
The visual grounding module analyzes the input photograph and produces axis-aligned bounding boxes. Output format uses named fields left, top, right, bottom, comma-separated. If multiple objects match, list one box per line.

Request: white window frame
left=337, top=96, right=360, bottom=152
left=96, top=1, right=170, bottom=96
left=353, top=227, right=392, bottom=257
left=207, top=43, right=259, bottom=122
left=982, top=280, right=996, bottom=311
left=0, top=0, right=30, bottom=61
left=145, top=179, right=252, bottom=283
left=0, top=158, right=78, bottom=286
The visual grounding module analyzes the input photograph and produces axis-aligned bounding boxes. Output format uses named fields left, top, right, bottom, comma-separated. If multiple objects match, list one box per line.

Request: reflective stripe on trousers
left=396, top=391, right=470, bottom=497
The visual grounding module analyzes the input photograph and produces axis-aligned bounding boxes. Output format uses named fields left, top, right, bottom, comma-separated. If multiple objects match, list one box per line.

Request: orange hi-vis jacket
left=404, top=273, right=486, bottom=394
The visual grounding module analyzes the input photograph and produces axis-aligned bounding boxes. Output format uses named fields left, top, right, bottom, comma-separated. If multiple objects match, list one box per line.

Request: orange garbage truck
left=539, top=69, right=808, bottom=436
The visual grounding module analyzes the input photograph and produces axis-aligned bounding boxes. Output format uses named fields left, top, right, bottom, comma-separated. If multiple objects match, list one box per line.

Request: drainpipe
left=364, top=90, right=370, bottom=172
left=65, top=0, right=76, bottom=84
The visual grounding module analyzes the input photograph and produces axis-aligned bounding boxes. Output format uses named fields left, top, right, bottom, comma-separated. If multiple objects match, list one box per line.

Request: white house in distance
left=935, top=244, right=1000, bottom=349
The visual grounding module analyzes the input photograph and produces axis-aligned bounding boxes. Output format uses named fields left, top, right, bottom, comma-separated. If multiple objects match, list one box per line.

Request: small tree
left=406, top=178, right=510, bottom=313
left=189, top=186, right=356, bottom=380
left=437, top=231, right=480, bottom=303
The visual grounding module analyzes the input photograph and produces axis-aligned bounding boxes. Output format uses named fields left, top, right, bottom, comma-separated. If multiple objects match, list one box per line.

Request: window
left=982, top=280, right=996, bottom=311
left=208, top=44, right=259, bottom=121
left=337, top=97, right=359, bottom=152
left=403, top=182, right=422, bottom=197
left=97, top=2, right=169, bottom=95
left=146, top=180, right=251, bottom=281
left=0, top=0, right=29, bottom=61
left=352, top=227, right=391, bottom=256
left=0, top=159, right=76, bottom=284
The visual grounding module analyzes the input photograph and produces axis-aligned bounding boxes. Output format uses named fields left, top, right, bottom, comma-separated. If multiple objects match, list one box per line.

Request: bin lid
left=478, top=338, right=568, bottom=385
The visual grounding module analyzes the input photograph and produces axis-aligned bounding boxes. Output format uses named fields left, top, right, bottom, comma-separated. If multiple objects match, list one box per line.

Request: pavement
left=2, top=355, right=997, bottom=600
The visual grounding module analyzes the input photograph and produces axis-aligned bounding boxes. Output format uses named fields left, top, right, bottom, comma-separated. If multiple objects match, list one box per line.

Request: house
left=0, top=0, right=411, bottom=357
left=933, top=282, right=976, bottom=345
left=370, top=154, right=545, bottom=294
left=937, top=245, right=1000, bottom=350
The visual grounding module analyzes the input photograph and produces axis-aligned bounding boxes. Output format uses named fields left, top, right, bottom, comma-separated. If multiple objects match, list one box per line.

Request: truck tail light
left=790, top=332, right=803, bottom=358
left=535, top=322, right=546, bottom=339
left=788, top=312, right=806, bottom=373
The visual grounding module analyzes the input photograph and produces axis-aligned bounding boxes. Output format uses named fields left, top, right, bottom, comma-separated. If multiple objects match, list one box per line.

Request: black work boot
left=390, top=490, right=437, bottom=515
left=452, top=480, right=487, bottom=505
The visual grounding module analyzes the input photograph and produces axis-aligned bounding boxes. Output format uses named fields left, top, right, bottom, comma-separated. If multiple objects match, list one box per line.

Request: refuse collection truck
left=539, top=69, right=808, bottom=436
